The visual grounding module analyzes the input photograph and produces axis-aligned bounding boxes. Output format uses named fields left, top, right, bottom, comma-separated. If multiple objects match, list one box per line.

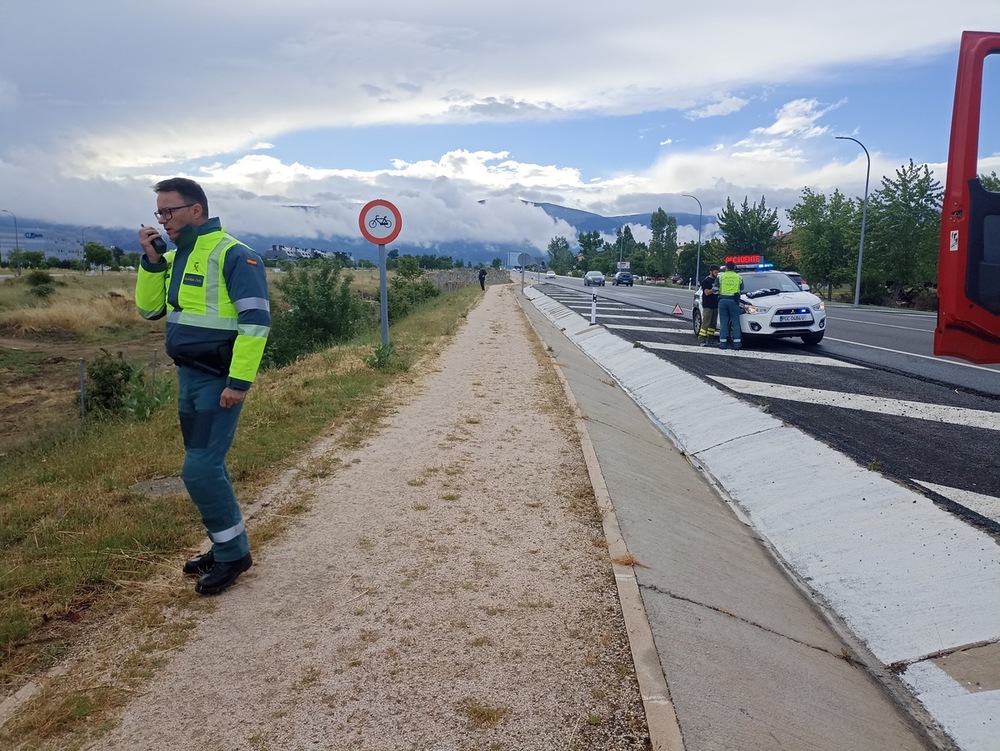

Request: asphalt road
left=533, top=275, right=1000, bottom=537
left=536, top=273, right=1000, bottom=396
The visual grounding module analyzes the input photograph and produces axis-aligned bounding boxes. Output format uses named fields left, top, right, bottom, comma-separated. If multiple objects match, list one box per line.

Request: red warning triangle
left=672, top=304, right=684, bottom=315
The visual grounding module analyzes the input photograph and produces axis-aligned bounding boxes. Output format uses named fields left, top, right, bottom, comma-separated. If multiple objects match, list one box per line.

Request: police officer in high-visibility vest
left=136, top=178, right=270, bottom=595
left=713, top=260, right=744, bottom=350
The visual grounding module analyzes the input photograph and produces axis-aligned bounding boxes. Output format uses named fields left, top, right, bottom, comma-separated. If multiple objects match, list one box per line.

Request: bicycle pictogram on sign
left=358, top=200, right=402, bottom=246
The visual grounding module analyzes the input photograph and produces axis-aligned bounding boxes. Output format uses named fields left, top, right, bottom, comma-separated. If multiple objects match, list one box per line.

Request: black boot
left=182, top=549, right=215, bottom=576
left=195, top=553, right=253, bottom=595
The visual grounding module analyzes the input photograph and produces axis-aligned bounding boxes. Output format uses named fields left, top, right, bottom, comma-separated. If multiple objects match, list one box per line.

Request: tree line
left=545, top=163, right=1000, bottom=306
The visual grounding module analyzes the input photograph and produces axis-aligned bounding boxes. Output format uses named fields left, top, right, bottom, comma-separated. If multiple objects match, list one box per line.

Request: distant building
left=265, top=244, right=353, bottom=265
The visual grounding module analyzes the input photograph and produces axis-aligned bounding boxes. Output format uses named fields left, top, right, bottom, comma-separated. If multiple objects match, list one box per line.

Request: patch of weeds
left=412, top=503, right=430, bottom=511
left=468, top=636, right=493, bottom=648
left=610, top=553, right=648, bottom=568
left=586, top=714, right=604, bottom=726
left=292, top=666, right=321, bottom=690
left=441, top=492, right=460, bottom=501
left=867, top=458, right=883, bottom=471
left=406, top=478, right=427, bottom=487
left=457, top=698, right=510, bottom=729
left=464, top=416, right=480, bottom=425
left=364, top=341, right=408, bottom=372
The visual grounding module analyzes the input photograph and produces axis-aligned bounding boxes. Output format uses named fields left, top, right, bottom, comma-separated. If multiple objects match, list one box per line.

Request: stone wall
left=423, top=268, right=511, bottom=292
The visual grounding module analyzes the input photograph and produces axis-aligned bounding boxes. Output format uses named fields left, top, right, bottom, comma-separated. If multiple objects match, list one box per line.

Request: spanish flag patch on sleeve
left=246, top=258, right=258, bottom=266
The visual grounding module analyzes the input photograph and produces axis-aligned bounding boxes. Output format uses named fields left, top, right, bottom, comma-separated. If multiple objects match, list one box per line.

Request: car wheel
left=692, top=308, right=702, bottom=337
left=801, top=331, right=824, bottom=345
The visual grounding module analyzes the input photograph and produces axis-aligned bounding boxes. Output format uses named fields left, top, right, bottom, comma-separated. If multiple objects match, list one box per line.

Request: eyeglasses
left=154, top=203, right=195, bottom=220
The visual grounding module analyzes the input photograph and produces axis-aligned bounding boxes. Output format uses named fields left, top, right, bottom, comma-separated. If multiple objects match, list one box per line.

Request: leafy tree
left=864, top=160, right=943, bottom=302
left=396, top=255, right=422, bottom=280
left=7, top=248, right=25, bottom=275
left=576, top=230, right=603, bottom=271
left=546, top=236, right=575, bottom=274
left=676, top=237, right=726, bottom=283
left=717, top=196, right=780, bottom=259
left=22, top=251, right=45, bottom=269
left=980, top=170, right=1000, bottom=192
left=84, top=241, right=113, bottom=273
left=648, top=208, right=677, bottom=278
left=786, top=188, right=859, bottom=299
left=491, top=257, right=502, bottom=269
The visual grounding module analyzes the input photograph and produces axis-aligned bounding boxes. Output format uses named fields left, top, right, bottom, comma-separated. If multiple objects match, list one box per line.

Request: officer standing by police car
left=713, top=260, right=744, bottom=350
left=136, top=177, right=270, bottom=595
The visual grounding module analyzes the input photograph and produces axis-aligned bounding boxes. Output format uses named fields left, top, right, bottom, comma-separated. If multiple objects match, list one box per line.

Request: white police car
left=692, top=270, right=826, bottom=345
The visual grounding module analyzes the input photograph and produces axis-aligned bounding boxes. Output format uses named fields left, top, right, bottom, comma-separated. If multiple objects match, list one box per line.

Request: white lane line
left=605, top=324, right=689, bottom=333
left=825, top=317, right=936, bottom=332
left=642, top=342, right=867, bottom=367
left=570, top=313, right=677, bottom=322
left=709, top=377, right=1000, bottom=431
left=912, top=480, right=1000, bottom=525
left=825, top=337, right=1000, bottom=374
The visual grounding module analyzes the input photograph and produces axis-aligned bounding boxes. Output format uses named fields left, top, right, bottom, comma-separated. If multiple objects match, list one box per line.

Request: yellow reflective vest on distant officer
left=136, top=219, right=270, bottom=390
left=715, top=270, right=744, bottom=299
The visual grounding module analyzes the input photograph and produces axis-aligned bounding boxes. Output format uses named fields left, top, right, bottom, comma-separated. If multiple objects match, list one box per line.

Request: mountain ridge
left=1, top=204, right=703, bottom=266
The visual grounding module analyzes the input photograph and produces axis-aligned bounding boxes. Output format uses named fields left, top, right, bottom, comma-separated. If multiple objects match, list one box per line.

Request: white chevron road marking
left=912, top=480, right=1000, bottom=525
left=709, top=377, right=1000, bottom=431
left=642, top=342, right=867, bottom=367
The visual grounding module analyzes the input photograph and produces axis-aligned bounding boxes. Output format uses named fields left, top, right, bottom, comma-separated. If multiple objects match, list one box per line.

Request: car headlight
left=812, top=302, right=825, bottom=311
left=742, top=304, right=768, bottom=314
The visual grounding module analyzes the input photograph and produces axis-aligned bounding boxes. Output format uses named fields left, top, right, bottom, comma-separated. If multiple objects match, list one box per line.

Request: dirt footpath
left=92, top=284, right=650, bottom=750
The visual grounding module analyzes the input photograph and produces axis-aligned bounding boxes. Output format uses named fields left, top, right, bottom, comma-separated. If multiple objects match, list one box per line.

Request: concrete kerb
left=521, top=285, right=999, bottom=750
left=518, top=295, right=686, bottom=751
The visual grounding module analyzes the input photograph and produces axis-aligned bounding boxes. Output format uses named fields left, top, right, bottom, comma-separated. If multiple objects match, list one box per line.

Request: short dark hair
left=154, top=177, right=209, bottom=216
left=709, top=265, right=720, bottom=272
left=725, top=260, right=736, bottom=270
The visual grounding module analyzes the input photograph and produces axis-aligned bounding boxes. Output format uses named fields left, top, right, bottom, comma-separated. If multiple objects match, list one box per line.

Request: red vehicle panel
left=935, top=31, right=1000, bottom=364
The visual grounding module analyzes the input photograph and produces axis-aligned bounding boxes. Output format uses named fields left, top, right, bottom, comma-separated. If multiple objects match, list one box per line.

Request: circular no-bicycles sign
left=358, top=199, right=402, bottom=246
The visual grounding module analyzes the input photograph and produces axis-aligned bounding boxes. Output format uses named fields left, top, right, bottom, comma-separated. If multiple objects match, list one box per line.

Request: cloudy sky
left=1, top=1, right=998, bottom=252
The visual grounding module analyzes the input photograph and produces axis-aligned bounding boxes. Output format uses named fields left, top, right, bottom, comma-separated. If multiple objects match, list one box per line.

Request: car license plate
left=778, top=313, right=812, bottom=323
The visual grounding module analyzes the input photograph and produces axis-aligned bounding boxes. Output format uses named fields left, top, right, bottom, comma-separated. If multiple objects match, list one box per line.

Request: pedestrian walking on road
left=714, top=260, right=744, bottom=350
left=478, top=267, right=487, bottom=291
left=136, top=177, right=271, bottom=595
left=698, top=265, right=720, bottom=346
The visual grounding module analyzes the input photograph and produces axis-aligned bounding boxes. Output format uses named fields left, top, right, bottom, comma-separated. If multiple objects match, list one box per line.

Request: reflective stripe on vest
left=718, top=271, right=742, bottom=295
left=166, top=235, right=239, bottom=330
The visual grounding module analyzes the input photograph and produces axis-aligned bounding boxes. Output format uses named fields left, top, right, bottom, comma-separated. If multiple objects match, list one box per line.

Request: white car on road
left=693, top=270, right=827, bottom=345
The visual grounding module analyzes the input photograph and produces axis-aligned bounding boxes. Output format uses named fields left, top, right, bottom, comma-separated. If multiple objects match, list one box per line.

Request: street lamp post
left=682, top=194, right=703, bottom=286
left=1, top=209, right=17, bottom=267
left=835, top=136, right=870, bottom=308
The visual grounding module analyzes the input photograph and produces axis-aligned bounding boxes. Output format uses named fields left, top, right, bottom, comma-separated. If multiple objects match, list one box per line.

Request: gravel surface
left=91, top=283, right=650, bottom=750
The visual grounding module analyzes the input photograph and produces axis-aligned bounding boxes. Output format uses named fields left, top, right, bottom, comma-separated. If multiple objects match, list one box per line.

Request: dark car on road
left=584, top=271, right=606, bottom=286
left=612, top=271, right=634, bottom=286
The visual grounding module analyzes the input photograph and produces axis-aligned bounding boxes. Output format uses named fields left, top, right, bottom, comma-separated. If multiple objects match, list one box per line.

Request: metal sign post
left=358, top=199, right=403, bottom=345
left=590, top=292, right=597, bottom=325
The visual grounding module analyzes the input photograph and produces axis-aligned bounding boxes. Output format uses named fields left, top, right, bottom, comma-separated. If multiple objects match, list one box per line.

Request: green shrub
left=386, top=277, right=440, bottom=323
left=261, top=259, right=376, bottom=369
left=83, top=349, right=173, bottom=420
left=25, top=270, right=55, bottom=287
